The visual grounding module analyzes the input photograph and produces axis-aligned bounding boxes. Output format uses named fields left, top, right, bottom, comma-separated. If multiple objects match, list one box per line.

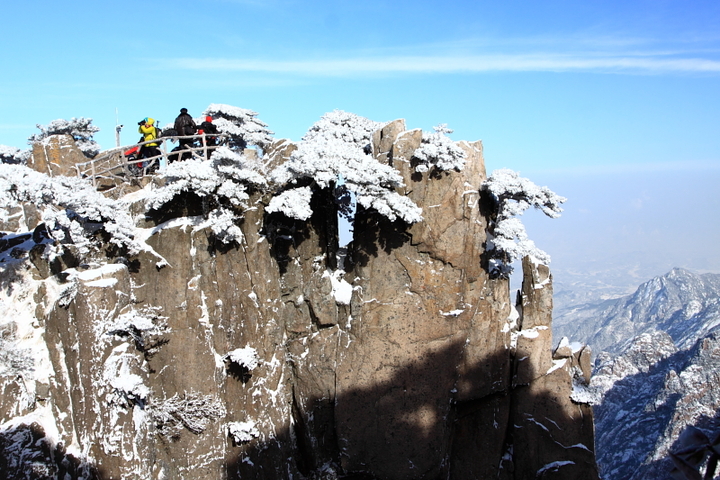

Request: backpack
left=163, top=127, right=178, bottom=138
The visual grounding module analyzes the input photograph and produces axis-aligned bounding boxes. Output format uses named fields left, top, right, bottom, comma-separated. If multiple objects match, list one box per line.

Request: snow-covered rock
left=0, top=112, right=593, bottom=480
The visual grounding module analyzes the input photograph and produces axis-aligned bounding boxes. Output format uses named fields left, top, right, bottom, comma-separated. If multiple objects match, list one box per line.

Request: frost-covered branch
left=228, top=420, right=260, bottom=444
left=103, top=347, right=150, bottom=408
left=224, top=346, right=259, bottom=382
left=146, top=147, right=268, bottom=244
left=0, top=329, right=35, bottom=377
left=150, top=391, right=225, bottom=436
left=28, top=117, right=101, bottom=158
left=266, top=186, right=314, bottom=220
left=269, top=110, right=423, bottom=224
left=0, top=145, right=31, bottom=165
left=482, top=168, right=566, bottom=277
left=0, top=164, right=141, bottom=256
left=106, top=308, right=168, bottom=355
left=225, top=346, right=260, bottom=371
left=412, top=124, right=466, bottom=173
left=203, top=104, right=274, bottom=151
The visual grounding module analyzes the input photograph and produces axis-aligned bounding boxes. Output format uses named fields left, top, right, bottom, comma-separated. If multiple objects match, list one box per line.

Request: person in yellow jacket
left=137, top=117, right=161, bottom=166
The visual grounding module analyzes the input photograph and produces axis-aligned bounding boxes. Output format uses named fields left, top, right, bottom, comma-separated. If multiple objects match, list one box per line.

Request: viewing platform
left=73, top=133, right=229, bottom=189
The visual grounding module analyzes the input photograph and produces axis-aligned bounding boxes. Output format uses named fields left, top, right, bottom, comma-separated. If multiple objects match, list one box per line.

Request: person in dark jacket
left=198, top=115, right=219, bottom=159
left=174, top=108, right=197, bottom=149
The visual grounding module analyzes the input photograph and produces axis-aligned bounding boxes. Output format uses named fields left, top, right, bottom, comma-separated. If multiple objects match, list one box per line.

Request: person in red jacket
left=198, top=115, right=220, bottom=158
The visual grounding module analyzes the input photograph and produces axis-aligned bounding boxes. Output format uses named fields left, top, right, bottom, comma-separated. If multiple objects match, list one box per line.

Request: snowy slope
left=559, top=268, right=720, bottom=479
left=592, top=329, right=720, bottom=479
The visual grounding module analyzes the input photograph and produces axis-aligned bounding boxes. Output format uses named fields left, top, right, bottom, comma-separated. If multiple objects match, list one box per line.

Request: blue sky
left=2, top=0, right=719, bottom=291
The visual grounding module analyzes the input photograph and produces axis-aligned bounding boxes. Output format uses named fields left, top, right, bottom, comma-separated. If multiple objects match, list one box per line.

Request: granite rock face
left=29, top=135, right=88, bottom=177
left=0, top=125, right=598, bottom=479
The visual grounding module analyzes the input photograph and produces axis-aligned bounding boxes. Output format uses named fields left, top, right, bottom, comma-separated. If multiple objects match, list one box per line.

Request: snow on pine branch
left=482, top=168, right=566, bottom=277
left=228, top=420, right=260, bottom=444
left=103, top=346, right=151, bottom=407
left=203, top=103, right=274, bottom=151
left=225, top=346, right=260, bottom=371
left=412, top=124, right=467, bottom=173
left=269, top=110, right=422, bottom=224
left=150, top=391, right=225, bottom=437
left=0, top=164, right=141, bottom=256
left=146, top=147, right=267, bottom=244
left=266, top=186, right=313, bottom=220
left=0, top=329, right=35, bottom=377
left=0, top=145, right=31, bottom=165
left=106, top=308, right=168, bottom=354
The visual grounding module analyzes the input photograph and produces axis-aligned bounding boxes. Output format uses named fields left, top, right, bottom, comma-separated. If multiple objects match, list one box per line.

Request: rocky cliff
left=0, top=116, right=598, bottom=479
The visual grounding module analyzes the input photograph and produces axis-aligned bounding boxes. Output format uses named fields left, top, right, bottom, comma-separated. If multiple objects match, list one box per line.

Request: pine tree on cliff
left=202, top=104, right=274, bottom=152
left=482, top=168, right=566, bottom=277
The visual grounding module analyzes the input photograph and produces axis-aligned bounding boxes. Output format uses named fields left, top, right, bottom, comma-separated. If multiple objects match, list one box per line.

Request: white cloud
left=520, top=160, right=720, bottom=178
left=163, top=52, right=720, bottom=76
left=156, top=31, right=720, bottom=77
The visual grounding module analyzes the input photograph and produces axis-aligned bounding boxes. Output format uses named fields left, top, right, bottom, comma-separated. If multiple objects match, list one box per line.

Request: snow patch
left=537, top=461, right=575, bottom=476
left=228, top=420, right=260, bottom=444
left=225, top=346, right=260, bottom=371
left=326, top=269, right=353, bottom=305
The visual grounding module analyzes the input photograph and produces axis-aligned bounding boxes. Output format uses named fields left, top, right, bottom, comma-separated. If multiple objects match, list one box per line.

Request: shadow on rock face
left=263, top=211, right=313, bottom=275
left=0, top=423, right=108, bottom=480
left=264, top=185, right=341, bottom=274
left=351, top=206, right=411, bottom=270
left=222, top=343, right=597, bottom=480
left=145, top=191, right=208, bottom=226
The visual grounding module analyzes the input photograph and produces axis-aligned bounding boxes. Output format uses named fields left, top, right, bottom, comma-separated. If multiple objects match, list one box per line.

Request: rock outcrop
left=0, top=122, right=598, bottom=479
left=28, top=134, right=88, bottom=177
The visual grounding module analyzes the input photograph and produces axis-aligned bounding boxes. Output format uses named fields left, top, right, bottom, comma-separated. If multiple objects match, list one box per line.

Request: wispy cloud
left=164, top=52, right=720, bottom=76
left=518, top=159, right=720, bottom=178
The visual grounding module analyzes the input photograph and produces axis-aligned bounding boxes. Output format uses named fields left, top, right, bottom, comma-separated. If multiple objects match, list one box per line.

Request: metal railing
left=74, top=133, right=229, bottom=187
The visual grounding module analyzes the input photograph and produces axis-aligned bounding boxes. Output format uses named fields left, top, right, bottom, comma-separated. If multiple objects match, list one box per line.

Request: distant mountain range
left=554, top=268, right=720, bottom=480
left=555, top=268, right=720, bottom=356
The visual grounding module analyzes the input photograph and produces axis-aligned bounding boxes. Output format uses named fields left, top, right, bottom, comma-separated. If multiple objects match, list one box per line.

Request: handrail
left=77, top=133, right=229, bottom=187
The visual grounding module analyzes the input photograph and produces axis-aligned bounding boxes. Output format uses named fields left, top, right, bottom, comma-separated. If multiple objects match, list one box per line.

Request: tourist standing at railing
left=174, top=108, right=197, bottom=149
left=138, top=118, right=161, bottom=160
left=198, top=116, right=219, bottom=159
